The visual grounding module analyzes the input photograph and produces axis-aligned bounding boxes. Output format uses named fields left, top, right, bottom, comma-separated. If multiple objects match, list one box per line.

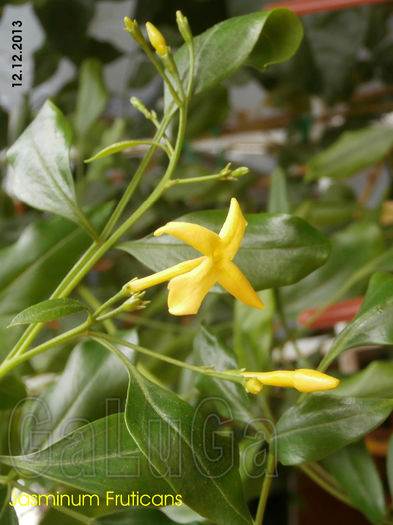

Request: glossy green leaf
left=21, top=333, right=136, bottom=453
left=165, top=9, right=303, bottom=109
left=119, top=211, right=330, bottom=292
left=334, top=361, right=393, bottom=398
left=267, top=167, right=290, bottom=214
left=282, top=221, right=385, bottom=316
left=322, top=441, right=386, bottom=524
left=0, top=484, right=18, bottom=525
left=74, top=58, right=108, bottom=138
left=276, top=394, right=393, bottom=465
left=1, top=413, right=172, bottom=498
left=9, top=298, right=88, bottom=327
left=125, top=365, right=253, bottom=525
left=0, top=375, right=26, bottom=410
left=0, top=203, right=112, bottom=317
left=320, top=273, right=393, bottom=370
left=7, top=101, right=96, bottom=236
left=194, top=326, right=256, bottom=427
left=306, top=126, right=393, bottom=181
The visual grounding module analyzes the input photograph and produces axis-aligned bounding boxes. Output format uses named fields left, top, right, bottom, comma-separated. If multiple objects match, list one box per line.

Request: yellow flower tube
left=242, top=369, right=340, bottom=393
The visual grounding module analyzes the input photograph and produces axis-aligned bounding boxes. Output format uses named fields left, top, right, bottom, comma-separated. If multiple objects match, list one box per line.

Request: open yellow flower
left=125, top=198, right=264, bottom=315
left=242, top=369, right=340, bottom=394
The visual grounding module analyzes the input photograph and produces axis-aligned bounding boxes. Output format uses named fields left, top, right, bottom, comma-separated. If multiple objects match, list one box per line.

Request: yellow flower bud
left=176, top=10, right=192, bottom=44
left=292, top=369, right=340, bottom=393
left=124, top=16, right=134, bottom=31
left=145, top=22, right=167, bottom=56
left=245, top=378, right=264, bottom=395
left=241, top=368, right=339, bottom=393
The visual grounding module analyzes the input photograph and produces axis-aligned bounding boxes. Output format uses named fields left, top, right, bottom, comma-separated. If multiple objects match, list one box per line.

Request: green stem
left=89, top=331, right=245, bottom=386
left=78, top=286, right=116, bottom=334
left=254, top=446, right=276, bottom=525
left=10, top=480, right=92, bottom=525
left=92, top=289, right=127, bottom=318
left=101, top=113, right=172, bottom=238
left=0, top=319, right=91, bottom=380
left=165, top=171, right=236, bottom=188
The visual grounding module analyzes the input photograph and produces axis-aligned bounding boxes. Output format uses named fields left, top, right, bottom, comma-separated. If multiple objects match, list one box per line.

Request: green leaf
left=276, top=394, right=393, bottom=465
left=0, top=203, right=112, bottom=317
left=9, top=298, right=88, bottom=327
left=74, top=58, right=108, bottom=138
left=7, top=101, right=96, bottom=236
left=1, top=413, right=172, bottom=498
left=320, top=273, right=393, bottom=370
left=119, top=211, right=330, bottom=292
left=306, top=126, right=393, bottom=181
left=165, top=9, right=303, bottom=109
left=322, top=441, right=386, bottom=524
left=267, top=167, right=290, bottom=214
left=0, top=484, right=18, bottom=525
left=21, top=333, right=136, bottom=453
left=194, top=326, right=256, bottom=427
left=281, top=221, right=385, bottom=316
left=125, top=366, right=253, bottom=525
left=0, top=375, right=26, bottom=410
left=334, top=361, right=393, bottom=398
left=85, top=140, right=166, bottom=163
left=97, top=508, right=187, bottom=525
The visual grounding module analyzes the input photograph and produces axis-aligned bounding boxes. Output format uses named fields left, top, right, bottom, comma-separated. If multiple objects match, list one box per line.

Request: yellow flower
left=242, top=369, right=340, bottom=393
left=125, top=198, right=264, bottom=316
left=145, top=21, right=168, bottom=56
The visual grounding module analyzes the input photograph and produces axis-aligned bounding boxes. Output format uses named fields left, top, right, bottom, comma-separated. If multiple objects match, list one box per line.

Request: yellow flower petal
left=154, top=221, right=220, bottom=256
left=126, top=257, right=204, bottom=293
left=219, top=198, right=247, bottom=260
left=167, top=258, right=217, bottom=315
left=218, top=261, right=264, bottom=309
left=293, top=369, right=340, bottom=392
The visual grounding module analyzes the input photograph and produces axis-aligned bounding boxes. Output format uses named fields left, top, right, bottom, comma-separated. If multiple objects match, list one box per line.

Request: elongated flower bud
left=241, top=369, right=339, bottom=393
left=292, top=369, right=340, bottom=392
left=145, top=22, right=167, bottom=56
left=176, top=10, right=192, bottom=44
left=123, top=17, right=146, bottom=47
